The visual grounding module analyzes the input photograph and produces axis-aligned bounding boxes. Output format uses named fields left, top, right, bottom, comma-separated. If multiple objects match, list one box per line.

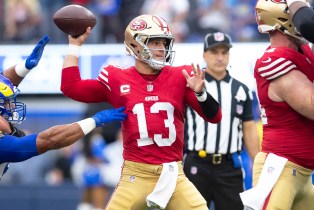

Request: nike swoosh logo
left=262, top=57, right=272, bottom=63
left=0, top=86, right=7, bottom=91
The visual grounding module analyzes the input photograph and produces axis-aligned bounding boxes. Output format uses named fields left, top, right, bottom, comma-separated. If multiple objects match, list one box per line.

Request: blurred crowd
left=0, top=0, right=271, bottom=45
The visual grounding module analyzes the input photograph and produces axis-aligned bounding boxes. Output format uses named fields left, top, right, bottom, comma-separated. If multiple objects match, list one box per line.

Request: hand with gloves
left=15, top=35, right=50, bottom=77
left=93, top=106, right=127, bottom=127
left=25, top=35, right=50, bottom=70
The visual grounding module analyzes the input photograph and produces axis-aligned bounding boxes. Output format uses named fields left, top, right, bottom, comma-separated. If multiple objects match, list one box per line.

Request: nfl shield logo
left=267, top=167, right=274, bottom=174
left=236, top=104, right=243, bottom=115
left=191, top=166, right=198, bottom=175
left=147, top=84, right=153, bottom=92
left=129, top=176, right=136, bottom=182
left=214, top=32, right=225, bottom=41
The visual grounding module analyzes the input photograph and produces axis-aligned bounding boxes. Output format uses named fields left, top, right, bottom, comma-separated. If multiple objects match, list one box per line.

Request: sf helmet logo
left=130, top=19, right=147, bottom=31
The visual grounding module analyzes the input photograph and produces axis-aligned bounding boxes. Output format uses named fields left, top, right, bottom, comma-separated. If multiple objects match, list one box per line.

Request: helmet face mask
left=0, top=75, right=26, bottom=124
left=255, top=0, right=307, bottom=43
left=125, top=14, right=176, bottom=70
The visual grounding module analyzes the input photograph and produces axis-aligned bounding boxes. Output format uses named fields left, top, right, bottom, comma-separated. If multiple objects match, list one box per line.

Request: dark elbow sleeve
left=293, top=7, right=314, bottom=43
left=199, top=92, right=220, bottom=118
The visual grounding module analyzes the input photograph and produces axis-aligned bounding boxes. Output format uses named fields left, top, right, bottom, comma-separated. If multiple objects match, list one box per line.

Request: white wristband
left=67, top=44, right=81, bottom=57
left=286, top=0, right=306, bottom=6
left=15, top=59, right=29, bottom=77
left=76, top=118, right=96, bottom=135
left=195, top=91, right=207, bottom=102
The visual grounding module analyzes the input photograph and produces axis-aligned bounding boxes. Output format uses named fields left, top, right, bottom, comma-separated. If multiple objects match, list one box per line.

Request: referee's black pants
left=183, top=152, right=244, bottom=210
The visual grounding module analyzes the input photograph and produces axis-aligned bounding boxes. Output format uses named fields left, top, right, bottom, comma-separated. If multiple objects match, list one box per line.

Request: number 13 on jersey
left=133, top=102, right=176, bottom=147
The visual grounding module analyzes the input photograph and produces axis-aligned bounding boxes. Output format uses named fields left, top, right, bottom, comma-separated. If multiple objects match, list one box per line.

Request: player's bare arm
left=36, top=123, right=85, bottom=154
left=36, top=106, right=126, bottom=154
left=2, top=66, right=19, bottom=85
left=0, top=116, right=11, bottom=134
left=269, top=70, right=314, bottom=120
left=243, top=121, right=260, bottom=159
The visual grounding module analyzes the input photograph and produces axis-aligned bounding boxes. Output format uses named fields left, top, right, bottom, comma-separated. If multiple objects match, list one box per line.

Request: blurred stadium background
left=0, top=0, right=313, bottom=210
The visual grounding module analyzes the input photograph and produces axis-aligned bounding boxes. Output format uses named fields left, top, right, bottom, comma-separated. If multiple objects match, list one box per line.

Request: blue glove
left=25, top=35, right=50, bottom=70
left=92, top=106, right=127, bottom=127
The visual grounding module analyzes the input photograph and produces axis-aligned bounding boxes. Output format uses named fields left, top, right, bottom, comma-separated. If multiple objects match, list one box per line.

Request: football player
left=0, top=74, right=126, bottom=179
left=240, top=1, right=314, bottom=210
left=61, top=14, right=221, bottom=210
left=286, top=0, right=314, bottom=43
left=0, top=35, right=127, bottom=179
left=0, top=34, right=49, bottom=138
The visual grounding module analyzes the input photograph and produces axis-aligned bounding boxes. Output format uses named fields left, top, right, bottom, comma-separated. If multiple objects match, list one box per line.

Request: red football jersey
left=254, top=44, right=314, bottom=169
left=62, top=65, right=220, bottom=164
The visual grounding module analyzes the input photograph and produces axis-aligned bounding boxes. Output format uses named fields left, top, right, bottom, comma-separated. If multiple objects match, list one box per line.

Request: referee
left=183, top=32, right=260, bottom=210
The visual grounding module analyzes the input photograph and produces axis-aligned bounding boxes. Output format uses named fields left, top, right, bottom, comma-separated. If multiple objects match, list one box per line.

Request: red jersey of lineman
left=61, top=65, right=220, bottom=164
left=254, top=45, right=314, bottom=169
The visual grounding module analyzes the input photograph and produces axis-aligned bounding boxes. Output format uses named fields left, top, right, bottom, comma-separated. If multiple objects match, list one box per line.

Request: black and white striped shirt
left=185, top=72, right=254, bottom=154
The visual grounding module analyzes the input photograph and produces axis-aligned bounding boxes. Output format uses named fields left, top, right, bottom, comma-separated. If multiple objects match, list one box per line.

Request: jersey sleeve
left=185, top=88, right=221, bottom=123
left=181, top=65, right=221, bottom=123
left=97, top=65, right=115, bottom=91
left=61, top=66, right=108, bottom=103
left=256, top=56, right=297, bottom=80
left=0, top=134, right=39, bottom=164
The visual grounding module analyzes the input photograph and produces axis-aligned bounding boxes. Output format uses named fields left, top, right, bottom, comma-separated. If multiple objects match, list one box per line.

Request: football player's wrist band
left=76, top=118, right=96, bottom=135
left=195, top=91, right=207, bottom=102
left=286, top=0, right=306, bottom=6
left=15, top=59, right=29, bottom=77
left=67, top=44, right=81, bottom=57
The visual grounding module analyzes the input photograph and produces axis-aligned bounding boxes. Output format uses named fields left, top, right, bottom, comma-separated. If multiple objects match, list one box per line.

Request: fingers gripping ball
left=93, top=107, right=127, bottom=127
left=53, top=5, right=97, bottom=37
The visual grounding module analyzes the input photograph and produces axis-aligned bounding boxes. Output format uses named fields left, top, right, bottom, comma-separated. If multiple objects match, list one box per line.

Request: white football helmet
left=255, top=0, right=306, bottom=43
left=124, top=14, right=175, bottom=70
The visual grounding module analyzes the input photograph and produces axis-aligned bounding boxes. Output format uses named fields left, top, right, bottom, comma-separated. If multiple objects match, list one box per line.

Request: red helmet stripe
left=152, top=15, right=170, bottom=32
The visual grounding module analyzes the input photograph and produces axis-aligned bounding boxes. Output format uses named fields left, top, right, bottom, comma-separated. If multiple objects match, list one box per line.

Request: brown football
left=53, top=5, right=97, bottom=37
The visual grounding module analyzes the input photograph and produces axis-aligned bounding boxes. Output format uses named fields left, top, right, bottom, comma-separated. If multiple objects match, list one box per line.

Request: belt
left=188, top=151, right=232, bottom=165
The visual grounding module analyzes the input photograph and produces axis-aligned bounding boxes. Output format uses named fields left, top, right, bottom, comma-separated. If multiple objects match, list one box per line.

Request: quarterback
left=61, top=14, right=221, bottom=210
left=240, top=1, right=314, bottom=210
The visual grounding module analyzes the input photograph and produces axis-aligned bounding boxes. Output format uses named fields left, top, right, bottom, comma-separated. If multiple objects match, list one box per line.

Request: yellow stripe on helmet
left=0, top=83, right=14, bottom=97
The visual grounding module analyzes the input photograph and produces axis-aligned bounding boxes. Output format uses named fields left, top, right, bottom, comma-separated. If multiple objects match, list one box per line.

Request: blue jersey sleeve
left=0, top=134, right=39, bottom=164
